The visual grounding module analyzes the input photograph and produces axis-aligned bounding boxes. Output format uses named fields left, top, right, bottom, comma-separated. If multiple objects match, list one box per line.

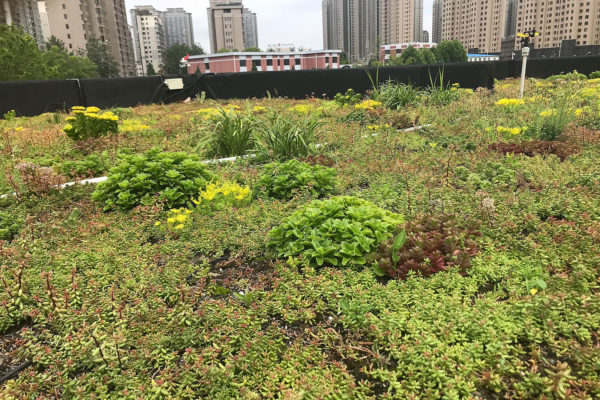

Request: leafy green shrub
left=267, top=196, right=403, bottom=267
left=547, top=71, right=587, bottom=81
left=255, top=159, right=337, bottom=200
left=207, top=110, right=255, bottom=157
left=0, top=211, right=22, bottom=241
left=3, top=109, right=16, bottom=120
left=372, top=214, right=480, bottom=279
left=257, top=113, right=321, bottom=161
left=589, top=71, right=600, bottom=79
left=334, top=89, right=361, bottom=106
left=375, top=82, right=421, bottom=110
left=63, top=106, right=119, bottom=141
left=58, top=154, right=109, bottom=179
left=92, top=148, right=216, bottom=211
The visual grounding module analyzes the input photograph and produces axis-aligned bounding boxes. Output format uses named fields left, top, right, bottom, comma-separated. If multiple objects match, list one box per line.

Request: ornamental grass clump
left=528, top=107, right=572, bottom=141
left=206, top=110, right=255, bottom=157
left=63, top=106, right=118, bottom=141
left=255, top=159, right=337, bottom=200
left=267, top=196, right=403, bottom=267
left=257, top=112, right=321, bottom=161
left=92, top=148, right=216, bottom=211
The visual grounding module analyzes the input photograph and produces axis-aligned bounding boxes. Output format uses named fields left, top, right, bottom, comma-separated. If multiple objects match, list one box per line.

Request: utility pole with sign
left=517, top=29, right=540, bottom=98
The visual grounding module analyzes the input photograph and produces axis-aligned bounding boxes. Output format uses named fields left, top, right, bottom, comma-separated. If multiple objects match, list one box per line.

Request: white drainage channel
left=0, top=124, right=429, bottom=199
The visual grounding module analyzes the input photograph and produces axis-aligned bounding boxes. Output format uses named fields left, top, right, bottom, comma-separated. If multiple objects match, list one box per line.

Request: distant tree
left=86, top=38, right=119, bottom=77
left=45, top=36, right=66, bottom=52
left=217, top=48, right=233, bottom=53
left=399, top=45, right=425, bottom=65
left=163, top=43, right=204, bottom=74
left=339, top=51, right=348, bottom=65
left=244, top=46, right=261, bottom=52
left=42, top=46, right=98, bottom=79
left=146, top=63, right=156, bottom=76
left=435, top=40, right=468, bottom=63
left=419, top=48, right=438, bottom=64
left=0, top=25, right=46, bottom=81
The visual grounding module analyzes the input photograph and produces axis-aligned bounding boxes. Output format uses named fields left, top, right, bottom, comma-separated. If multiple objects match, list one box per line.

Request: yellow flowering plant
left=354, top=99, right=383, bottom=111
left=162, top=208, right=193, bottom=230
left=495, top=98, right=525, bottom=108
left=192, top=181, right=251, bottom=213
left=63, top=106, right=118, bottom=141
left=120, top=119, right=151, bottom=133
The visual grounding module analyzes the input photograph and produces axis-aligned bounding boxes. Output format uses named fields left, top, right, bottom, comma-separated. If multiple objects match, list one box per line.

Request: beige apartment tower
left=440, top=0, right=508, bottom=53
left=207, top=0, right=247, bottom=53
left=514, top=0, right=600, bottom=50
left=380, top=0, right=424, bottom=45
left=44, top=0, right=136, bottom=76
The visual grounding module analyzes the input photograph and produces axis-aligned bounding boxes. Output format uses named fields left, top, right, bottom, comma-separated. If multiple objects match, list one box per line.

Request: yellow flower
left=154, top=221, right=161, bottom=226
left=253, top=106, right=266, bottom=113
left=167, top=217, right=176, bottom=224
left=72, top=106, right=85, bottom=111
left=289, top=104, right=313, bottom=114
left=176, top=214, right=187, bottom=223
left=539, top=109, right=557, bottom=118
left=574, top=108, right=584, bottom=117
left=65, top=117, right=76, bottom=122
left=63, top=124, right=73, bottom=131
left=185, top=209, right=193, bottom=214
left=530, top=288, right=538, bottom=296
left=175, top=224, right=185, bottom=230
left=14, top=126, right=24, bottom=131
left=495, top=98, right=524, bottom=107
left=354, top=100, right=383, bottom=111
left=85, top=106, right=100, bottom=113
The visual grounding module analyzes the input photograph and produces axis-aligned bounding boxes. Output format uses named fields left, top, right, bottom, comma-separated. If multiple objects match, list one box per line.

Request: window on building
left=240, top=59, right=246, bottom=67
left=267, top=59, right=272, bottom=66
left=284, top=58, right=289, bottom=66
left=65, top=24, right=69, bottom=29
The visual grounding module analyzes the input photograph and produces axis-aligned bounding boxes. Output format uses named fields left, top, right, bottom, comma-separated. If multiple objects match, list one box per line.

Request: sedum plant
left=92, top=148, right=215, bottom=211
left=267, top=196, right=403, bottom=267
left=373, top=214, right=480, bottom=279
left=0, top=211, right=23, bottom=242
left=63, top=106, right=118, bottom=141
left=255, top=159, right=337, bottom=200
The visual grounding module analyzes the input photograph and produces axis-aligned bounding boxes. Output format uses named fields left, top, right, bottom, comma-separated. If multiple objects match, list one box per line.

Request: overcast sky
left=125, top=0, right=434, bottom=51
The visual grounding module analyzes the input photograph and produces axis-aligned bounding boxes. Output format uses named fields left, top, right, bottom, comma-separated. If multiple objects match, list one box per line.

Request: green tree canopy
left=244, top=46, right=261, bottom=52
left=163, top=43, right=204, bottom=74
left=41, top=46, right=98, bottom=79
left=435, top=40, right=468, bottom=63
left=45, top=36, right=66, bottom=52
left=399, top=45, right=425, bottom=65
left=419, top=48, right=438, bottom=64
left=146, top=63, right=156, bottom=76
left=0, top=25, right=46, bottom=81
left=85, top=38, right=119, bottom=78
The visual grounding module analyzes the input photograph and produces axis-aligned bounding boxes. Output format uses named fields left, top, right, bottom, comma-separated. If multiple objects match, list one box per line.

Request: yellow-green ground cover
left=0, top=75, right=599, bottom=399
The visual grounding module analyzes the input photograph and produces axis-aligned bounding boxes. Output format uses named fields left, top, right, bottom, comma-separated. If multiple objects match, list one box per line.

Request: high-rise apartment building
left=130, top=6, right=165, bottom=76
left=514, top=0, right=600, bottom=50
left=242, top=8, right=258, bottom=49
left=440, top=0, right=508, bottom=53
left=0, top=0, right=45, bottom=48
left=432, top=0, right=443, bottom=43
left=208, top=0, right=258, bottom=53
left=44, top=0, right=136, bottom=76
left=504, top=0, right=517, bottom=39
left=162, top=8, right=194, bottom=48
left=422, top=30, right=429, bottom=42
left=322, top=0, right=379, bottom=63
left=380, top=0, right=423, bottom=44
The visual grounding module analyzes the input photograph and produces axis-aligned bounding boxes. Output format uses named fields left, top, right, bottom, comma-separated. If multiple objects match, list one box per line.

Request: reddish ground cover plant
left=373, top=213, right=481, bottom=279
left=489, top=140, right=580, bottom=161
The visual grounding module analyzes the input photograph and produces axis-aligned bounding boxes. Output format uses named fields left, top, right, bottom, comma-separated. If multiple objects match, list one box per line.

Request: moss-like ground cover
left=1, top=76, right=600, bottom=399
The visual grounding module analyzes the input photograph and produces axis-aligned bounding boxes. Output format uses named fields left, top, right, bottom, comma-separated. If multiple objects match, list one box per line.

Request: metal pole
left=520, top=46, right=529, bottom=99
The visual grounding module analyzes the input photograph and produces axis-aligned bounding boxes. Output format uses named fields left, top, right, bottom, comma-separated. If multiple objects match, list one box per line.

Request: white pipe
left=0, top=124, right=430, bottom=199
left=520, top=47, right=530, bottom=99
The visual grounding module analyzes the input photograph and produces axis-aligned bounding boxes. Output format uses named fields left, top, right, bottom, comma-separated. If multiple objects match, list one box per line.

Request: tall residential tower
left=207, top=0, right=258, bottom=53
